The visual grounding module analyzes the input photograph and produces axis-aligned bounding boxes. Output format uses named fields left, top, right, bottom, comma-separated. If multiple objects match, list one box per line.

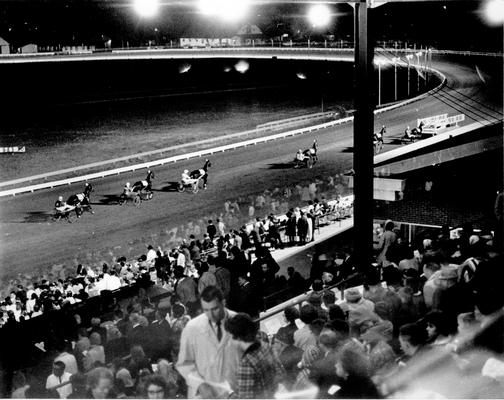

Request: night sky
left=0, top=1, right=502, bottom=51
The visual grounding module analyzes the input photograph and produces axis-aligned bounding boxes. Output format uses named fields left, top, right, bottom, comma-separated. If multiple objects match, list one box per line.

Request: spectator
left=176, top=286, right=240, bottom=398
left=54, top=340, right=78, bottom=376
left=225, top=313, right=285, bottom=398
left=374, top=220, right=397, bottom=267
left=275, top=306, right=300, bottom=345
left=273, top=328, right=303, bottom=387
left=339, top=288, right=376, bottom=335
left=397, top=323, right=427, bottom=366
left=46, top=361, right=72, bottom=399
left=67, top=373, right=87, bottom=399
left=424, top=310, right=455, bottom=348
left=421, top=251, right=443, bottom=309
left=206, top=220, right=217, bottom=241
left=334, top=343, right=381, bottom=399
left=328, top=304, right=347, bottom=322
left=360, top=322, right=396, bottom=378
left=217, top=218, right=226, bottom=238
left=112, top=357, right=134, bottom=396
left=145, top=374, right=169, bottom=399
left=149, top=308, right=175, bottom=362
left=287, top=266, right=308, bottom=295
left=235, top=274, right=262, bottom=318
left=74, top=327, right=90, bottom=371
left=83, top=332, right=106, bottom=372
left=212, top=256, right=231, bottom=303
left=11, top=371, right=30, bottom=399
left=105, top=326, right=129, bottom=362
left=197, top=263, right=217, bottom=295
left=128, top=345, right=152, bottom=381
left=85, top=367, right=114, bottom=399
left=173, top=266, right=198, bottom=313
left=308, top=326, right=346, bottom=396
left=297, top=212, right=309, bottom=246
left=286, top=212, right=297, bottom=246
left=294, top=304, right=319, bottom=351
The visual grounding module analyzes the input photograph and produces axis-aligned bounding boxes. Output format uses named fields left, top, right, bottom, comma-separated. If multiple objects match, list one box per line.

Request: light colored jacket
left=177, top=309, right=241, bottom=398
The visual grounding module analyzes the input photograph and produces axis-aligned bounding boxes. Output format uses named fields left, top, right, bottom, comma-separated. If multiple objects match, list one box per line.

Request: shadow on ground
left=155, top=182, right=182, bottom=192
left=95, top=194, right=122, bottom=205
left=22, top=211, right=56, bottom=223
left=267, top=162, right=295, bottom=170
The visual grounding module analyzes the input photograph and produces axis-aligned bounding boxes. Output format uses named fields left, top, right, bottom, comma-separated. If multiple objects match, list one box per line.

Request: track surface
left=0, top=56, right=502, bottom=284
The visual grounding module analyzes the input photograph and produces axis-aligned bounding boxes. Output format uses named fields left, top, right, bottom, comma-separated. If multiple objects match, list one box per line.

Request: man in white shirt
left=146, top=245, right=157, bottom=263
left=54, top=341, right=78, bottom=375
left=177, top=286, right=241, bottom=398
left=46, top=361, right=72, bottom=399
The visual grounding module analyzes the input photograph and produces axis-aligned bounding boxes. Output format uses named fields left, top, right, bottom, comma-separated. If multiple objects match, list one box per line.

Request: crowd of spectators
left=1, top=213, right=502, bottom=398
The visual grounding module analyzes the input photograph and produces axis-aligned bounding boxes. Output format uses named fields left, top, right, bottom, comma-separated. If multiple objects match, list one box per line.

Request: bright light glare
left=374, top=58, right=386, bottom=66
left=483, top=0, right=504, bottom=25
left=223, top=66, right=232, bottom=72
left=307, top=4, right=331, bottom=28
left=234, top=60, right=249, bottom=73
left=133, top=0, right=159, bottom=18
left=296, top=72, right=307, bottom=80
left=198, top=0, right=251, bottom=21
left=179, top=63, right=191, bottom=74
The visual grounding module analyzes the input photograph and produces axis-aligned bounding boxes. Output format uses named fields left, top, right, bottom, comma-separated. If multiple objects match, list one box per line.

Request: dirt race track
left=0, top=56, right=502, bottom=289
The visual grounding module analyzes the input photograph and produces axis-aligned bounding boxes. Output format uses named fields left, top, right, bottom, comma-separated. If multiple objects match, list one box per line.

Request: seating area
left=1, top=193, right=502, bottom=398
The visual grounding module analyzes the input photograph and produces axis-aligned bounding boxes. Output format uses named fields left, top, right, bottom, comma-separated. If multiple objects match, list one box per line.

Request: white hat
left=184, top=169, right=189, bottom=174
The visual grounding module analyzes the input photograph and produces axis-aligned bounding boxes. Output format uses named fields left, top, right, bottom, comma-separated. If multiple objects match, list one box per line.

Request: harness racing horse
left=303, top=140, right=318, bottom=162
left=66, top=192, right=93, bottom=217
left=132, top=170, right=155, bottom=194
left=190, top=159, right=211, bottom=189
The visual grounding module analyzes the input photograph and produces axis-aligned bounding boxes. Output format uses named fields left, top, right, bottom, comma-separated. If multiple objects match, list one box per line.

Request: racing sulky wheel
left=133, top=195, right=141, bottom=206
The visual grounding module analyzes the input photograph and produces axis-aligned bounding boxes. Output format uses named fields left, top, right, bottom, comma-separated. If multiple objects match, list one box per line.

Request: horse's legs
left=203, top=175, right=208, bottom=189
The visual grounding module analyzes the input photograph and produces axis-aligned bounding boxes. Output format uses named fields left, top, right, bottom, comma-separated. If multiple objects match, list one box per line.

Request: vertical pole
left=353, top=1, right=375, bottom=272
left=407, top=60, right=410, bottom=97
left=378, top=64, right=381, bottom=106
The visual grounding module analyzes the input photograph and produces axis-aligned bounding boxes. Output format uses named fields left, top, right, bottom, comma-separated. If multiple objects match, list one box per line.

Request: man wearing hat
left=340, top=288, right=376, bottom=335
left=432, top=266, right=474, bottom=325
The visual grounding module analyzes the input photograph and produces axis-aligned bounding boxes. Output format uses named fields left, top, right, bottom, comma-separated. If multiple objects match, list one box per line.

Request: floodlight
left=406, top=54, right=413, bottom=60
left=234, top=60, right=249, bottom=73
left=483, top=0, right=504, bottom=25
left=307, top=4, right=331, bottom=28
left=133, top=0, right=160, bottom=18
left=179, top=63, right=191, bottom=74
left=374, top=58, right=386, bottom=66
left=296, top=72, right=307, bottom=79
left=198, top=0, right=251, bottom=22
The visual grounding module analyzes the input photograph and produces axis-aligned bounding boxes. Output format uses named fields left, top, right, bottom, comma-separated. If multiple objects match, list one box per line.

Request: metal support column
left=353, top=1, right=375, bottom=271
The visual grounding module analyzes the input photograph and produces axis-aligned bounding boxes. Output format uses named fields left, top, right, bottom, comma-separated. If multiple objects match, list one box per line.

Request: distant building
left=236, top=24, right=264, bottom=46
left=0, top=37, right=9, bottom=54
left=20, top=43, right=38, bottom=54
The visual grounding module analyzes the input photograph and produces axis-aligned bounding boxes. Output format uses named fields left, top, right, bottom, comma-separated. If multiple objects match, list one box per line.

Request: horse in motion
left=132, top=170, right=155, bottom=194
left=66, top=190, right=93, bottom=217
left=190, top=159, right=211, bottom=189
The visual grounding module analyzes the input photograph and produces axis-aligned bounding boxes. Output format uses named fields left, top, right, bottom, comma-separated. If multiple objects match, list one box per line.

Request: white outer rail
left=0, top=64, right=447, bottom=198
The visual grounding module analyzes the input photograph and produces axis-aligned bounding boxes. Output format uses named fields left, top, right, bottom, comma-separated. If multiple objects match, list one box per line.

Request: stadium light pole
left=392, top=57, right=399, bottom=101
left=406, top=54, right=413, bottom=96
left=416, top=51, right=423, bottom=92
left=375, top=59, right=385, bottom=106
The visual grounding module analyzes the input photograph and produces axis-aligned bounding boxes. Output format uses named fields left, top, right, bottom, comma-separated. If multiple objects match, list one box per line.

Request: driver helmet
left=184, top=169, right=189, bottom=174
left=406, top=126, right=410, bottom=129
left=126, top=182, right=130, bottom=187
left=298, top=149, right=302, bottom=153
left=58, top=196, right=63, bottom=201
